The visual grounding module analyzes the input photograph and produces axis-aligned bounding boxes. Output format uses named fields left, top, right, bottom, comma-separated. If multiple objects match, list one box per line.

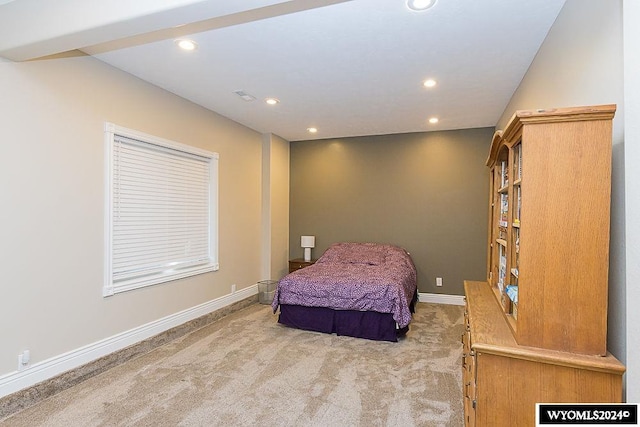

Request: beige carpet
left=2, top=302, right=464, bottom=427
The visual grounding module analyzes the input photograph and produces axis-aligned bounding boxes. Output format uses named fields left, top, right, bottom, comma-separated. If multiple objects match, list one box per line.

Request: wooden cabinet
left=465, top=105, right=625, bottom=426
left=486, top=105, right=615, bottom=355
left=288, top=258, right=315, bottom=273
left=463, top=281, right=624, bottom=427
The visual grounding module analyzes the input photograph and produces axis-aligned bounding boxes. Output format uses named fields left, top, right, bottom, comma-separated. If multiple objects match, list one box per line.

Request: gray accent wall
left=289, top=128, right=493, bottom=295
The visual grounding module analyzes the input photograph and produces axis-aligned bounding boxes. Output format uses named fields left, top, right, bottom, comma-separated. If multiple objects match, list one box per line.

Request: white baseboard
left=418, top=292, right=466, bottom=306
left=0, top=284, right=258, bottom=399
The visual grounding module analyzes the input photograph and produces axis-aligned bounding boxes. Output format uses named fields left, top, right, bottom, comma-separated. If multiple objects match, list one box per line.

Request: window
left=104, top=123, right=218, bottom=296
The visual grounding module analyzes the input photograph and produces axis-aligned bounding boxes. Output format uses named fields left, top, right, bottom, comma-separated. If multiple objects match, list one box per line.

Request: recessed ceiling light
left=176, top=39, right=197, bottom=51
left=407, top=0, right=436, bottom=11
left=429, top=117, right=439, bottom=124
left=307, top=127, right=318, bottom=133
left=265, top=98, right=279, bottom=105
left=423, top=79, right=437, bottom=88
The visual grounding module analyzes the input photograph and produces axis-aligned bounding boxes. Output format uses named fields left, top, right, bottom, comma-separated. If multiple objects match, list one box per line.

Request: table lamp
left=301, top=235, right=315, bottom=261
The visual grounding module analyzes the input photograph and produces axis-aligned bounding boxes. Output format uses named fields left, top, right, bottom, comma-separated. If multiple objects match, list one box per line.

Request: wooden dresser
left=463, top=105, right=625, bottom=426
left=463, top=281, right=624, bottom=426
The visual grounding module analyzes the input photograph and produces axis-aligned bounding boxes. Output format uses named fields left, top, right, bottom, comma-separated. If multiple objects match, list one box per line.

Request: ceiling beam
left=0, top=0, right=352, bottom=61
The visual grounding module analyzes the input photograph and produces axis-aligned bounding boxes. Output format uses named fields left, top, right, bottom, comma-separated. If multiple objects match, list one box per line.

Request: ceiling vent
left=233, top=90, right=256, bottom=102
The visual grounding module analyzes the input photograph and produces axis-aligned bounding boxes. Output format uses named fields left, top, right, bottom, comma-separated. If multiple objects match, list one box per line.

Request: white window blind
left=104, top=123, right=218, bottom=296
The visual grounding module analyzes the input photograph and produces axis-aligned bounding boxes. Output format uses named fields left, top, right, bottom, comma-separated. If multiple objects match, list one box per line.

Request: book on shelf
left=505, top=284, right=518, bottom=304
left=506, top=284, right=518, bottom=320
left=516, top=186, right=521, bottom=222
left=500, top=193, right=508, bottom=226
left=500, top=160, right=508, bottom=188
left=497, top=246, right=507, bottom=291
left=499, top=227, right=507, bottom=240
left=512, top=144, right=522, bottom=181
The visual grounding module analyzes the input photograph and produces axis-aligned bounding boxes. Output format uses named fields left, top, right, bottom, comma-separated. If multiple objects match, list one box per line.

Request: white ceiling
left=0, top=0, right=566, bottom=141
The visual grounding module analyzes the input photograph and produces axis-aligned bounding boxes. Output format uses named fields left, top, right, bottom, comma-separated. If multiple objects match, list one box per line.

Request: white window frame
left=104, top=123, right=218, bottom=297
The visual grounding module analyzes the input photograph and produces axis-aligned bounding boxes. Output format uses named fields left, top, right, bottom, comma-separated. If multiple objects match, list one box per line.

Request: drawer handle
left=464, top=381, right=473, bottom=397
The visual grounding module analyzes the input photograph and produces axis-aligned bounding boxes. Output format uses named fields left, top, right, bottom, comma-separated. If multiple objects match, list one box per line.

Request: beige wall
left=261, top=133, right=290, bottom=281
left=495, top=0, right=633, bottom=395
left=0, top=55, right=264, bottom=376
left=289, top=128, right=493, bottom=295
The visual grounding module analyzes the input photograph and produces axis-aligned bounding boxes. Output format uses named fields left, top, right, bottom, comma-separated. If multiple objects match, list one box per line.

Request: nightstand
left=288, top=258, right=315, bottom=273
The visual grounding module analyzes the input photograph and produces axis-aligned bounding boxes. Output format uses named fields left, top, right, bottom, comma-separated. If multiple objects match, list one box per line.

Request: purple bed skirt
left=277, top=304, right=411, bottom=342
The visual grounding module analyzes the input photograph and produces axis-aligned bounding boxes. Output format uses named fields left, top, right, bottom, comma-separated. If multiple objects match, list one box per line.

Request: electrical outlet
left=231, top=284, right=236, bottom=293
left=17, top=350, right=30, bottom=371
left=436, top=277, right=443, bottom=287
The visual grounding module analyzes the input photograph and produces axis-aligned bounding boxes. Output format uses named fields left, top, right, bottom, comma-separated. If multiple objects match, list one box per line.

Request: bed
left=271, top=242, right=418, bottom=342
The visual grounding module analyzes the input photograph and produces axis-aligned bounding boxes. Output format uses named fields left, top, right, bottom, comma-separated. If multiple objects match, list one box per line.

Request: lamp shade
left=301, top=235, right=315, bottom=248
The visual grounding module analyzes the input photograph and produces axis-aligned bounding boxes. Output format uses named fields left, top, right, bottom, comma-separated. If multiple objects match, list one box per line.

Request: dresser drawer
left=288, top=258, right=315, bottom=273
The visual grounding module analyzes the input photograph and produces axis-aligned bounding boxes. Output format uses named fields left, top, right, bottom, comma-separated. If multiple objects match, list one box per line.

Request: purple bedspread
left=272, top=242, right=417, bottom=328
